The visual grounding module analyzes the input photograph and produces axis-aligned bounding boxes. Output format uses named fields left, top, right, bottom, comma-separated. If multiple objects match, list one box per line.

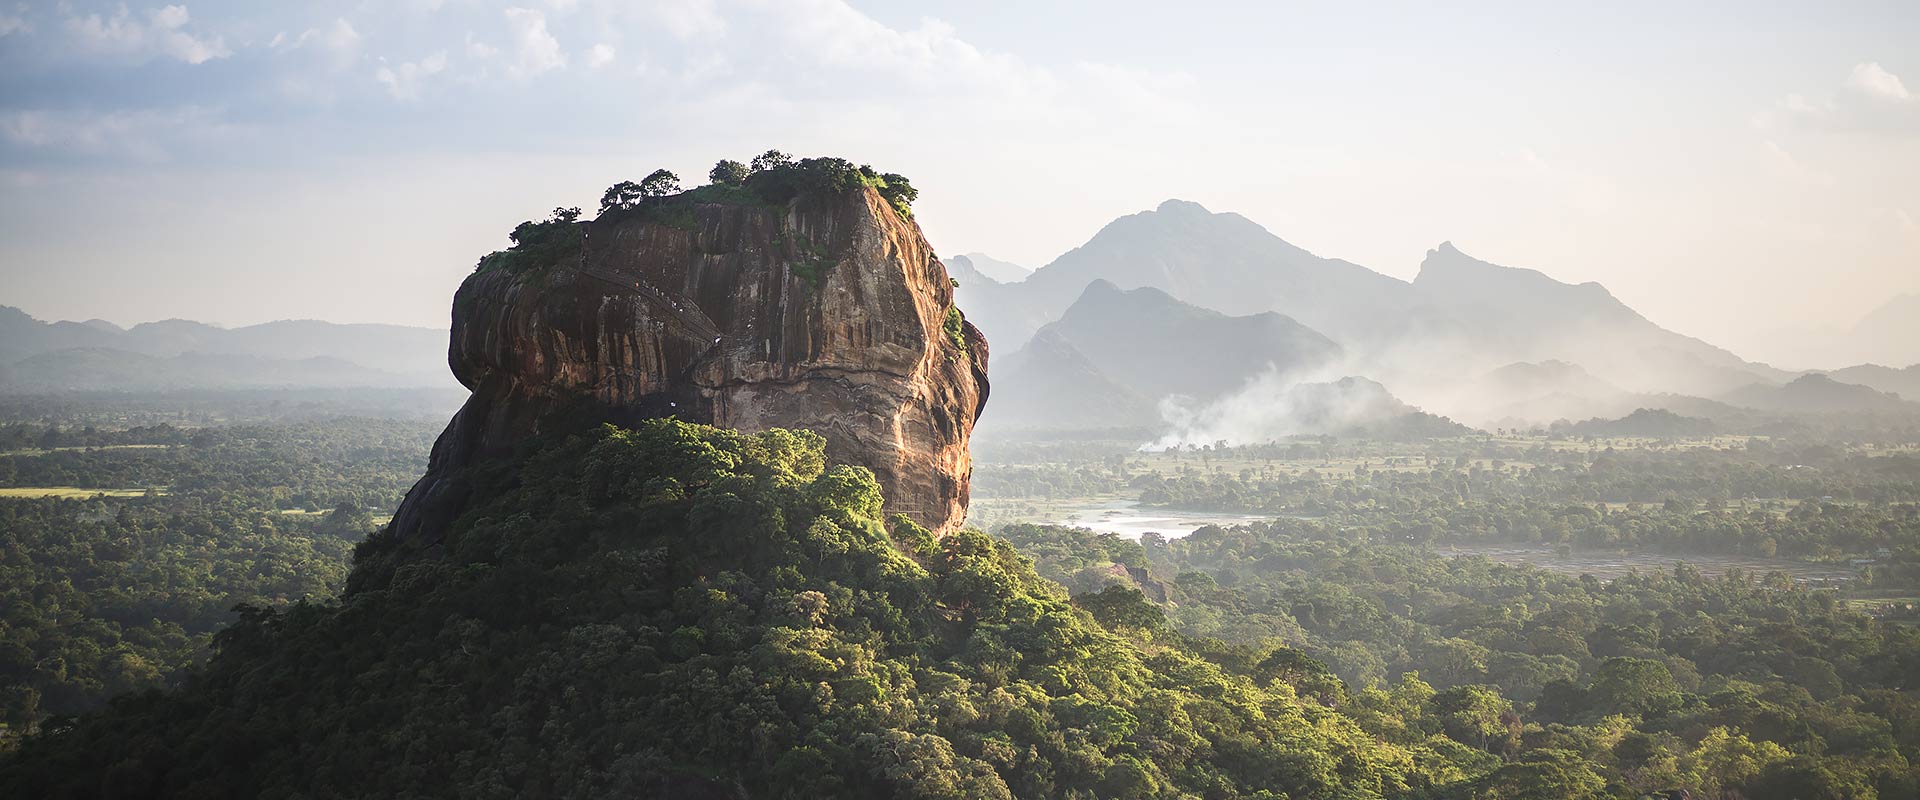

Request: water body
left=1054, top=499, right=1270, bottom=540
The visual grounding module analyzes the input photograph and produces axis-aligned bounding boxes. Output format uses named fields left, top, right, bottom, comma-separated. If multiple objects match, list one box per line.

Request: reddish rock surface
left=392, top=186, right=989, bottom=543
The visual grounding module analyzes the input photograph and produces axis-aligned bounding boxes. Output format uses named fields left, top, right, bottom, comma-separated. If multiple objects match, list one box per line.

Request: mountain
left=1557, top=408, right=1715, bottom=438
left=1734, top=294, right=1920, bottom=370
left=0, top=167, right=1456, bottom=800
left=1441, top=360, right=1634, bottom=429
left=1409, top=243, right=1783, bottom=396
left=954, top=202, right=1786, bottom=421
left=944, top=254, right=1001, bottom=286
left=1155, top=375, right=1476, bottom=444
left=1041, top=280, right=1339, bottom=401
left=960, top=199, right=1424, bottom=349
left=1849, top=295, right=1920, bottom=367
left=946, top=252, right=1031, bottom=283
left=977, top=329, right=1158, bottom=430
left=1825, top=363, right=1920, bottom=400
left=0, top=306, right=452, bottom=389
left=1480, top=360, right=1626, bottom=402
left=978, top=280, right=1340, bottom=433
left=391, top=180, right=987, bottom=541
left=2, top=347, right=415, bottom=391
left=0, top=306, right=121, bottom=365
left=1719, top=373, right=1918, bottom=414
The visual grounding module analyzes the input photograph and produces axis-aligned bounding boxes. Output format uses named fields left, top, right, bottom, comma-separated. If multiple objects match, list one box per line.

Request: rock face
left=392, top=186, right=988, bottom=543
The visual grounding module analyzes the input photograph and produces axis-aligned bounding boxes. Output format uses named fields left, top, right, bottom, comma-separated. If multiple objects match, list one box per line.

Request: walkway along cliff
left=391, top=181, right=990, bottom=544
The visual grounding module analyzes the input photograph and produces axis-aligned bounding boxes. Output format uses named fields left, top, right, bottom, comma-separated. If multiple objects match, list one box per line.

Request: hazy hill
left=3, top=347, right=418, bottom=391
left=0, top=306, right=452, bottom=390
left=960, top=200, right=1424, bottom=349
left=1154, top=374, right=1476, bottom=444
left=1738, top=294, right=1920, bottom=370
left=1846, top=294, right=1920, bottom=366
left=983, top=329, right=1159, bottom=430
left=1409, top=243, right=1783, bottom=396
left=943, top=255, right=1001, bottom=287
left=1558, top=408, right=1716, bottom=438
left=1480, top=360, right=1626, bottom=402
left=945, top=252, right=1031, bottom=283
left=1719, top=373, right=1917, bottom=414
left=1042, top=280, right=1339, bottom=400
left=954, top=202, right=1786, bottom=418
left=0, top=306, right=122, bottom=364
left=980, top=281, right=1341, bottom=432
left=1825, top=363, right=1920, bottom=400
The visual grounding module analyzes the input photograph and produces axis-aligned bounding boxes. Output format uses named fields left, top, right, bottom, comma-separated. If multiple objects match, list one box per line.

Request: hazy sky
left=1, top=1, right=1915, bottom=361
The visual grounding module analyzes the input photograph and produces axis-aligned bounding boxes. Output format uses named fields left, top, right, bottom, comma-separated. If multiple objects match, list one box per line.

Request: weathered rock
left=392, top=186, right=988, bottom=544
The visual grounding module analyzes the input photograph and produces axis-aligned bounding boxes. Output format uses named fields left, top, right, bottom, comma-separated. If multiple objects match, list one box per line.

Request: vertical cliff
left=392, top=184, right=989, bottom=543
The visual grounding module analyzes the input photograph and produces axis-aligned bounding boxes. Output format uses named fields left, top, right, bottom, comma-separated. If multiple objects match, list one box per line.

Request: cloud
left=302, top=18, right=361, bottom=66
left=65, top=4, right=229, bottom=64
left=376, top=51, right=449, bottom=100
left=646, top=0, right=724, bottom=40
left=0, top=4, right=30, bottom=37
left=503, top=7, right=565, bottom=78
left=465, top=32, right=499, bottom=60
left=0, top=106, right=226, bottom=160
left=586, top=43, right=614, bottom=69
left=1847, top=62, right=1912, bottom=102
left=1761, top=62, right=1920, bottom=136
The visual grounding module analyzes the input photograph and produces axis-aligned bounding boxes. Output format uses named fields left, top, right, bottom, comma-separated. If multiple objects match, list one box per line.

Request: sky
left=0, top=0, right=1915, bottom=364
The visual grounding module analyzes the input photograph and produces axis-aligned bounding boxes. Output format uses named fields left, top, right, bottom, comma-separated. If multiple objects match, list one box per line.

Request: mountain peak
left=1154, top=198, right=1212, bottom=215
left=949, top=252, right=1031, bottom=284
left=1415, top=243, right=1621, bottom=305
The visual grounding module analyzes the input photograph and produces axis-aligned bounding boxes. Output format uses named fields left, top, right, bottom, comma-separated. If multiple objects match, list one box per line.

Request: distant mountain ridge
left=945, top=252, right=1031, bottom=284
left=0, top=306, right=453, bottom=390
left=2, top=347, right=422, bottom=391
left=1718, top=374, right=1917, bottom=415
left=986, top=281, right=1351, bottom=433
left=950, top=199, right=1860, bottom=436
left=1824, top=364, right=1920, bottom=400
left=955, top=200, right=1788, bottom=402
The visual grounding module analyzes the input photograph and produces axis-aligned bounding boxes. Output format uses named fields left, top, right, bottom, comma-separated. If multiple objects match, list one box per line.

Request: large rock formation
left=392, top=185, right=988, bottom=543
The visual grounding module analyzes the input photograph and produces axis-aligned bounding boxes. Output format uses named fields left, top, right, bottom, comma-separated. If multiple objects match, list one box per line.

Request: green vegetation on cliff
left=477, top=153, right=920, bottom=277
left=6, top=419, right=1487, bottom=799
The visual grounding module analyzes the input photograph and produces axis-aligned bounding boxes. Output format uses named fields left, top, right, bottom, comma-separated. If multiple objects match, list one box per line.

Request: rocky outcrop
left=392, top=185, right=988, bottom=543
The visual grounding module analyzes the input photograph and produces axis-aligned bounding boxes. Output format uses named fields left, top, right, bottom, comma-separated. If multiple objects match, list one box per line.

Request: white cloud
left=586, top=42, right=615, bottom=69
left=504, top=7, right=565, bottom=78
left=465, top=32, right=499, bottom=60
left=1, top=106, right=224, bottom=159
left=1761, top=62, right=1920, bottom=136
left=1847, top=62, right=1912, bottom=102
left=647, top=0, right=724, bottom=40
left=0, top=4, right=30, bottom=37
left=376, top=51, right=449, bottom=100
left=273, top=17, right=361, bottom=69
left=65, top=4, right=229, bottom=64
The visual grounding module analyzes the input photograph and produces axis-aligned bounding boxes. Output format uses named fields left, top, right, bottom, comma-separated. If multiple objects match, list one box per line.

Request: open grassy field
left=0, top=444, right=173, bottom=457
left=0, top=486, right=160, bottom=498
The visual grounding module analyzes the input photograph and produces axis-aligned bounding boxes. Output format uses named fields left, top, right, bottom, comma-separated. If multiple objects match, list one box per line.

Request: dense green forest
left=1000, top=521, right=1920, bottom=799
left=3, top=395, right=1918, bottom=798
left=0, top=415, right=437, bottom=743
left=5, top=420, right=1494, bottom=799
